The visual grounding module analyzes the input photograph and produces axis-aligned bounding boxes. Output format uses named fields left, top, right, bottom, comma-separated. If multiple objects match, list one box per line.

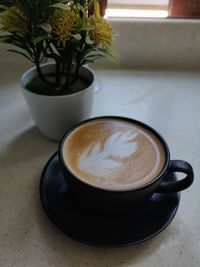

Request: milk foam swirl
left=62, top=119, right=166, bottom=190
left=79, top=130, right=138, bottom=177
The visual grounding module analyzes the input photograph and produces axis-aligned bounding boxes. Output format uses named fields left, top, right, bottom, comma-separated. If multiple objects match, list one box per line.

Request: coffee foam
left=62, top=119, right=166, bottom=190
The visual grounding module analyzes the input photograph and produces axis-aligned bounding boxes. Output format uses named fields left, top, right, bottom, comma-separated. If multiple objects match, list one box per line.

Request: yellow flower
left=51, top=8, right=78, bottom=46
left=0, top=6, right=26, bottom=32
left=89, top=2, right=113, bottom=48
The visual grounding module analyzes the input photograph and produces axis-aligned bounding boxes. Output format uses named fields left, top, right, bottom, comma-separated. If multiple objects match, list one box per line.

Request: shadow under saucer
left=40, top=153, right=180, bottom=247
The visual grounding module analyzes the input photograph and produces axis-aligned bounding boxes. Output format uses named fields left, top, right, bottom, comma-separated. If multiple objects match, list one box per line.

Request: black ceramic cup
left=58, top=116, right=194, bottom=213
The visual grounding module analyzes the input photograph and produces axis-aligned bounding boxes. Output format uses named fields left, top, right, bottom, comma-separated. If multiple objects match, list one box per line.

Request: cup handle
left=157, top=160, right=194, bottom=193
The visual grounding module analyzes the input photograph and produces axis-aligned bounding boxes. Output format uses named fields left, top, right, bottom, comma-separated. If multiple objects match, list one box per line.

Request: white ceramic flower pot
left=21, top=63, right=95, bottom=141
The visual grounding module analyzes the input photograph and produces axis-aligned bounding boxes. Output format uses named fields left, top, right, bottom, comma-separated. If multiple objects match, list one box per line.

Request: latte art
left=62, top=118, right=166, bottom=190
left=79, top=130, right=138, bottom=177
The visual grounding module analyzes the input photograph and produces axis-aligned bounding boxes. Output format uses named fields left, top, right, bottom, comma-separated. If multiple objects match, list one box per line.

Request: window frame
left=107, top=0, right=168, bottom=11
left=104, top=0, right=200, bottom=18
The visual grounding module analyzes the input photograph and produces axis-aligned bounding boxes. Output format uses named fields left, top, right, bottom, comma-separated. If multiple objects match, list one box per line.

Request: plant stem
left=33, top=40, right=55, bottom=87
left=55, top=61, right=61, bottom=89
left=69, top=61, right=80, bottom=86
left=64, top=63, right=71, bottom=89
left=35, top=62, right=54, bottom=87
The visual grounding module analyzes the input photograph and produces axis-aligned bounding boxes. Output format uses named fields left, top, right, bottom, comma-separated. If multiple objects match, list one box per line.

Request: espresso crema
left=62, top=118, right=166, bottom=190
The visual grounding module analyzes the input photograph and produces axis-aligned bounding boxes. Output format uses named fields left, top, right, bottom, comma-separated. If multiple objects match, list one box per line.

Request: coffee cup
left=58, top=116, right=194, bottom=212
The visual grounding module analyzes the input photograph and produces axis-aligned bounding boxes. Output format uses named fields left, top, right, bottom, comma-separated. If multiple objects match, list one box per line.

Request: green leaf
left=49, top=0, right=66, bottom=3
left=85, top=35, right=94, bottom=45
left=3, top=35, right=35, bottom=58
left=101, top=49, right=120, bottom=64
left=0, top=5, right=7, bottom=10
left=49, top=3, right=70, bottom=10
left=76, top=3, right=87, bottom=16
left=72, top=33, right=82, bottom=40
left=0, top=35, right=10, bottom=43
left=7, top=49, right=34, bottom=62
left=38, top=23, right=52, bottom=33
left=33, top=35, right=48, bottom=45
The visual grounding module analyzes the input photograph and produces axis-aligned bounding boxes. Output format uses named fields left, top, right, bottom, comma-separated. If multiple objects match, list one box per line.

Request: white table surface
left=0, top=63, right=200, bottom=267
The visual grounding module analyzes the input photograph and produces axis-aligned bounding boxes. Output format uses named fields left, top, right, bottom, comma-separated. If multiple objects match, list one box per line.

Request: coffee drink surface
left=62, top=118, right=166, bottom=190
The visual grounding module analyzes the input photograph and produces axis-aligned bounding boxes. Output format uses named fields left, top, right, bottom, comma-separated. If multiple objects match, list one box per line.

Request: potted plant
left=0, top=0, right=118, bottom=140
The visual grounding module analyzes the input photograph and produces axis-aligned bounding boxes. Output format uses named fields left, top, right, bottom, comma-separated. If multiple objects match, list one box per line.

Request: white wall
left=1, top=18, right=200, bottom=71
left=107, top=18, right=200, bottom=70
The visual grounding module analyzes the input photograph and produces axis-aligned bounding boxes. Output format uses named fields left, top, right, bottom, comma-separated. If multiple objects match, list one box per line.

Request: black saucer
left=40, top=153, right=180, bottom=247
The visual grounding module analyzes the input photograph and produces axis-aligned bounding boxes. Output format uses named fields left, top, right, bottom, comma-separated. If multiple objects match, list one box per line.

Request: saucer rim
left=40, top=152, right=181, bottom=248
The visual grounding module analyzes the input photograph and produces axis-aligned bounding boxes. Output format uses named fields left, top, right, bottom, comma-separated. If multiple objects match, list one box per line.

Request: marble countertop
left=0, top=64, right=200, bottom=267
